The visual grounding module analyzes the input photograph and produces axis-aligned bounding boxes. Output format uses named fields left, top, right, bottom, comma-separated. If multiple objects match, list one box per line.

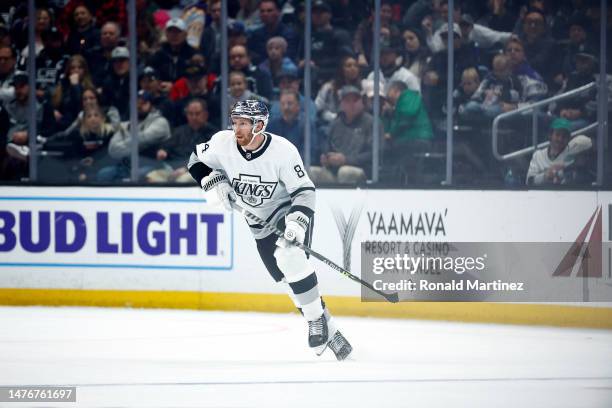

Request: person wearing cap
left=298, top=0, right=354, bottom=87
left=422, top=23, right=479, bottom=119
left=35, top=27, right=70, bottom=96
left=2, top=71, right=57, bottom=180
left=310, top=85, right=379, bottom=185
left=171, top=59, right=219, bottom=128
left=366, top=43, right=420, bottom=95
left=86, top=21, right=123, bottom=86
left=148, top=17, right=196, bottom=92
left=315, top=55, right=362, bottom=128
left=103, top=90, right=171, bottom=182
left=526, top=118, right=592, bottom=185
left=66, top=4, right=100, bottom=56
left=269, top=67, right=317, bottom=126
left=138, top=66, right=175, bottom=127
left=559, top=14, right=592, bottom=78
left=247, top=0, right=298, bottom=65
left=101, top=46, right=132, bottom=121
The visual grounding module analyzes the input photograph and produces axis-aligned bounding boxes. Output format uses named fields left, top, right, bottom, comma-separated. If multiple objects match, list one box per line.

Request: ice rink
left=1, top=306, right=611, bottom=408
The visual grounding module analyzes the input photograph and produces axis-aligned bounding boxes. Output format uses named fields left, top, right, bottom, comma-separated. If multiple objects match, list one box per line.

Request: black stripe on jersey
left=236, top=132, right=272, bottom=161
left=288, top=272, right=318, bottom=295
left=188, top=161, right=213, bottom=185
left=290, top=186, right=315, bottom=197
left=246, top=200, right=291, bottom=229
left=289, top=205, right=314, bottom=219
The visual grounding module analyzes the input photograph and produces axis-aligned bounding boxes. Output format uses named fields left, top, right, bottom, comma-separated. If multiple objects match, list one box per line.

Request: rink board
left=0, top=186, right=611, bottom=328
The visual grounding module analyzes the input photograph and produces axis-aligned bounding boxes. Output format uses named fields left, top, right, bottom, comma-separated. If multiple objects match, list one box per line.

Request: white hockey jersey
left=189, top=130, right=316, bottom=239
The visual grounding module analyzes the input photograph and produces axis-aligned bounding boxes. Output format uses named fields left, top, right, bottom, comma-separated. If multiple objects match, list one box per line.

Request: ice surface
left=0, top=306, right=611, bottom=408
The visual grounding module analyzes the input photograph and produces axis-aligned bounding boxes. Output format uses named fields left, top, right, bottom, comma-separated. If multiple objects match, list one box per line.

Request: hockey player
left=187, top=100, right=352, bottom=360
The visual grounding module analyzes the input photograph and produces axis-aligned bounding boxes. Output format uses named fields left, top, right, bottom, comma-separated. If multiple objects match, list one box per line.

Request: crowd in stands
left=0, top=0, right=609, bottom=186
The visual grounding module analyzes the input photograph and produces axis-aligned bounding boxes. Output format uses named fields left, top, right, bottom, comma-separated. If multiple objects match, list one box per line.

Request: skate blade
left=314, top=341, right=329, bottom=356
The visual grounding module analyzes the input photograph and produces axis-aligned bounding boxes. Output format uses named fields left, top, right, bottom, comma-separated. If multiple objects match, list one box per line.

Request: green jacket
left=387, top=90, right=433, bottom=141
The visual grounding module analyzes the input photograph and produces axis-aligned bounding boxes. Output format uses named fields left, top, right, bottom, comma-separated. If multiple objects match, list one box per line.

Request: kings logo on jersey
left=232, top=174, right=277, bottom=207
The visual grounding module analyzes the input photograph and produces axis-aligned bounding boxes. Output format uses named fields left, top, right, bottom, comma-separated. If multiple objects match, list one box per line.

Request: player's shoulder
left=266, top=132, right=300, bottom=155
left=195, top=130, right=233, bottom=150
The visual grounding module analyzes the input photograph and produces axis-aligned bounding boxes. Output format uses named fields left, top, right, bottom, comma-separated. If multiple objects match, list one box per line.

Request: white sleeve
left=279, top=143, right=316, bottom=217
left=188, top=131, right=225, bottom=185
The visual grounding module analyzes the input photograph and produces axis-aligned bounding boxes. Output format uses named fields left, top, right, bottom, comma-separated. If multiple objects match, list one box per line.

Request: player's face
left=232, top=117, right=257, bottom=146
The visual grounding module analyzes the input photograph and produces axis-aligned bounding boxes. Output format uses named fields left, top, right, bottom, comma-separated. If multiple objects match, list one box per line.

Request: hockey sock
left=287, top=272, right=323, bottom=321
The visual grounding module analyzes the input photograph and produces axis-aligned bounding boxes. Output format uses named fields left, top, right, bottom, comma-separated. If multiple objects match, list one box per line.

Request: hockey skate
left=307, top=314, right=328, bottom=348
left=328, top=330, right=353, bottom=361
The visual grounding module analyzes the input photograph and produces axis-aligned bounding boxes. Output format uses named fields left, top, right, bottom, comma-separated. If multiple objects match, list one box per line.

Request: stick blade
left=384, top=292, right=400, bottom=303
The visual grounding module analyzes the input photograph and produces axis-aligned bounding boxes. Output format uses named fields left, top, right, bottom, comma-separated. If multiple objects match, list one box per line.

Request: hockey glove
left=201, top=170, right=236, bottom=211
left=280, top=211, right=309, bottom=245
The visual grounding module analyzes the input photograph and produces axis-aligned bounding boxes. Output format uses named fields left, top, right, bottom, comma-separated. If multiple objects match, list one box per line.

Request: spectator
left=169, top=54, right=217, bottom=101
left=353, top=1, right=401, bottom=68
left=226, top=70, right=268, bottom=117
left=3, top=71, right=56, bottom=180
left=136, top=8, right=161, bottom=63
left=267, top=89, right=318, bottom=158
left=0, top=45, right=16, bottom=103
left=18, top=8, right=52, bottom=65
left=555, top=44, right=598, bottom=131
left=457, top=13, right=512, bottom=51
left=172, top=62, right=219, bottom=129
left=102, top=90, right=171, bottom=182
left=66, top=4, right=100, bottom=56
left=61, top=87, right=120, bottom=135
left=328, top=0, right=370, bottom=32
left=235, top=0, right=261, bottom=29
left=367, top=45, right=421, bottom=95
left=477, top=0, right=518, bottom=33
left=462, top=54, right=521, bottom=120
left=86, top=21, right=123, bottom=86
left=35, top=27, right=69, bottom=97
left=62, top=105, right=116, bottom=182
left=383, top=81, right=433, bottom=150
left=146, top=98, right=218, bottom=183
left=258, top=36, right=298, bottom=93
left=516, top=8, right=562, bottom=90
left=310, top=85, right=375, bottom=185
left=454, top=67, right=482, bottom=118
left=101, top=46, right=131, bottom=121
left=52, top=55, right=96, bottom=130
left=269, top=68, right=317, bottom=128
left=422, top=23, right=480, bottom=118
left=504, top=37, right=548, bottom=105
left=315, top=55, right=362, bottom=128
left=298, top=0, right=353, bottom=87
left=560, top=14, right=592, bottom=79
left=214, top=44, right=273, bottom=100
left=138, top=66, right=175, bottom=127
left=526, top=118, right=592, bottom=185
left=148, top=18, right=196, bottom=92
left=401, top=27, right=431, bottom=82
left=247, top=0, right=298, bottom=65
left=199, top=0, right=222, bottom=71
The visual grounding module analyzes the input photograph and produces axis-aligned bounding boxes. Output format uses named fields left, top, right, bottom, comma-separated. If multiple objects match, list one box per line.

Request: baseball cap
left=278, top=66, right=299, bottom=79
left=184, top=63, right=205, bottom=78
left=140, top=66, right=158, bottom=80
left=137, top=89, right=153, bottom=102
left=12, top=71, right=29, bottom=85
left=460, top=14, right=474, bottom=26
left=440, top=23, right=462, bottom=38
left=111, top=46, right=130, bottom=60
left=339, top=85, right=362, bottom=99
left=551, top=118, right=572, bottom=132
left=165, top=18, right=187, bottom=32
left=575, top=43, right=598, bottom=61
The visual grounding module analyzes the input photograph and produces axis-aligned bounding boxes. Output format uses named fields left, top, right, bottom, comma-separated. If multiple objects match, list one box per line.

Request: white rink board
left=0, top=186, right=608, bottom=297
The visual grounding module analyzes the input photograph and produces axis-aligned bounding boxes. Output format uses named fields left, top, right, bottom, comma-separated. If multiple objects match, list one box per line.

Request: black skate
left=328, top=330, right=352, bottom=361
left=307, top=314, right=328, bottom=348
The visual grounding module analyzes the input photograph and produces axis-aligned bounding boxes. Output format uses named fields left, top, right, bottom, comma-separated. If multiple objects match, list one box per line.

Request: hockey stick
left=229, top=200, right=400, bottom=303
